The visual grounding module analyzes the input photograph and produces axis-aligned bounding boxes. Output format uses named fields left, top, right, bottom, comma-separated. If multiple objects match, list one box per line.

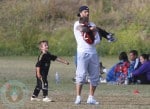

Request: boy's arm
left=56, top=57, right=69, bottom=65
left=36, top=67, right=42, bottom=79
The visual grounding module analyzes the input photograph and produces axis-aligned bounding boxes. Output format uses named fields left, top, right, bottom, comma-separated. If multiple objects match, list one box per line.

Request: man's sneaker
left=74, top=96, right=81, bottom=104
left=87, top=97, right=99, bottom=105
left=107, top=33, right=117, bottom=42
left=100, top=78, right=107, bottom=83
left=31, top=96, right=40, bottom=101
left=43, top=97, right=52, bottom=102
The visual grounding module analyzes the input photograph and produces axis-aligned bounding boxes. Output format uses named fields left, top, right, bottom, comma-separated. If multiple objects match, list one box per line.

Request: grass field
left=0, top=56, right=150, bottom=109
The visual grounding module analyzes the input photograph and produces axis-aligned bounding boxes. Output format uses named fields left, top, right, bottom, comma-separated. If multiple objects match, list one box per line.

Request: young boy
left=77, top=16, right=116, bottom=43
left=77, top=17, right=96, bottom=44
left=31, top=40, right=69, bottom=102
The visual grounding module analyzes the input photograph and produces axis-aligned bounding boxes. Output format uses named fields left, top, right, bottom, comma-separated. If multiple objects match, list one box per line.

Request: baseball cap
left=77, top=6, right=89, bottom=17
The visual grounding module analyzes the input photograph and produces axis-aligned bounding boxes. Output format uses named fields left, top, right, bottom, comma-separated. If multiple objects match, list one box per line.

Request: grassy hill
left=0, top=0, right=149, bottom=56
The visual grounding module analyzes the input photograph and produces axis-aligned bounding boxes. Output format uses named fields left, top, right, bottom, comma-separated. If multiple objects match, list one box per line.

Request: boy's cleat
left=43, top=96, right=52, bottom=102
left=74, top=96, right=81, bottom=104
left=107, top=33, right=117, bottom=42
left=31, top=97, right=41, bottom=101
left=87, top=97, right=99, bottom=105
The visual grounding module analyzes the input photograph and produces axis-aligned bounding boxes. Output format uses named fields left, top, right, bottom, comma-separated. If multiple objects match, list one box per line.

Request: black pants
left=33, top=75, right=48, bottom=97
left=134, top=75, right=150, bottom=84
left=96, top=27, right=109, bottom=40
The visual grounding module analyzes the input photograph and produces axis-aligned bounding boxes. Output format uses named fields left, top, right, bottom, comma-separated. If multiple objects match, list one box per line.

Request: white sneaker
left=31, top=97, right=40, bottom=101
left=43, top=97, right=52, bottom=102
left=100, top=78, right=107, bottom=83
left=87, top=97, right=99, bottom=105
left=74, top=96, right=81, bottom=104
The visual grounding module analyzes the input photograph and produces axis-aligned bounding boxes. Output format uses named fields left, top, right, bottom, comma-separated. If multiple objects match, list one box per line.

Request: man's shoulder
left=74, top=21, right=79, bottom=25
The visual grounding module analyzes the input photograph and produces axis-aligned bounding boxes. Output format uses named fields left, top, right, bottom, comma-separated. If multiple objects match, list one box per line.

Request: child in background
left=106, top=52, right=130, bottom=84
left=31, top=40, right=69, bottom=102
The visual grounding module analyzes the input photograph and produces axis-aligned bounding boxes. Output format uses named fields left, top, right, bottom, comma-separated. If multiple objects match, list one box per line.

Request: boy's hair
left=79, top=17, right=89, bottom=24
left=129, top=50, right=138, bottom=56
left=39, top=40, right=48, bottom=45
left=38, top=40, right=48, bottom=49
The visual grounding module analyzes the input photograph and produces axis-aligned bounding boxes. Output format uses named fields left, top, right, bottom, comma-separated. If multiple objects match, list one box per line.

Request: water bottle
left=55, top=72, right=60, bottom=84
left=124, top=77, right=128, bottom=85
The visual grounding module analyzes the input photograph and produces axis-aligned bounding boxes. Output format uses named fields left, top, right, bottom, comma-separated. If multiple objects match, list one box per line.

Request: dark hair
left=140, top=54, right=149, bottom=60
left=119, top=52, right=128, bottom=61
left=77, top=6, right=89, bottom=17
left=129, top=50, right=138, bottom=56
left=38, top=40, right=48, bottom=45
left=79, top=17, right=89, bottom=24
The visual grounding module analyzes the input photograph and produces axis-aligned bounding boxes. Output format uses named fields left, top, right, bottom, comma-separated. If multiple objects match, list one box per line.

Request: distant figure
left=132, top=54, right=150, bottom=84
left=128, top=50, right=141, bottom=84
left=106, top=52, right=130, bottom=84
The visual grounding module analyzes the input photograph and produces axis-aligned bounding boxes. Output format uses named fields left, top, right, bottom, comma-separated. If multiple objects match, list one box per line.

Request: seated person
left=131, top=54, right=150, bottom=84
left=128, top=50, right=141, bottom=84
left=106, top=52, right=130, bottom=84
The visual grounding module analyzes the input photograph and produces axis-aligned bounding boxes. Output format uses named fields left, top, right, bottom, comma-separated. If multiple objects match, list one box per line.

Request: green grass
left=0, top=56, right=150, bottom=109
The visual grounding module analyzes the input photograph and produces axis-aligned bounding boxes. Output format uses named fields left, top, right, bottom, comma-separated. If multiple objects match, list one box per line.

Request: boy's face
left=39, top=42, right=49, bottom=52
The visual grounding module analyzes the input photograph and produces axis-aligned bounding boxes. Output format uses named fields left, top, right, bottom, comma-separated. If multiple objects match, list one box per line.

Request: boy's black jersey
left=36, top=52, right=57, bottom=75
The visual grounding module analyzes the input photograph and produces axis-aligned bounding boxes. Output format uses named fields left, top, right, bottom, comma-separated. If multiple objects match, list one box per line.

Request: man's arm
left=132, top=64, right=148, bottom=77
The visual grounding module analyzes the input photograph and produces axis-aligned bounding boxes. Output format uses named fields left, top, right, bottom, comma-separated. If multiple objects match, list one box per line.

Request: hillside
left=0, top=0, right=149, bottom=56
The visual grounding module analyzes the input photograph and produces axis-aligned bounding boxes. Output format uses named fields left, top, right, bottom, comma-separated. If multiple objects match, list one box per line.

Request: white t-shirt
left=73, top=21, right=100, bottom=54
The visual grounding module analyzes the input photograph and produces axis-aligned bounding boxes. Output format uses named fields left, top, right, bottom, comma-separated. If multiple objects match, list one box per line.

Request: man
left=72, top=6, right=116, bottom=83
left=128, top=50, right=141, bottom=84
left=73, top=5, right=100, bottom=105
